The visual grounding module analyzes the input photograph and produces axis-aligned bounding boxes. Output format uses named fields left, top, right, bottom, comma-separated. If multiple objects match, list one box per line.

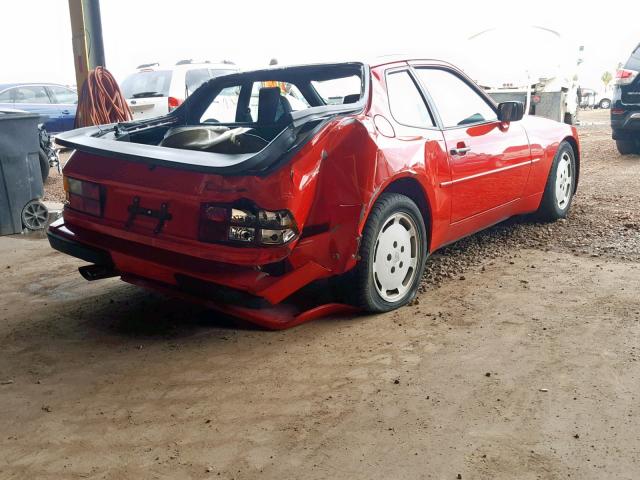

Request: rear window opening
left=120, top=63, right=367, bottom=159
left=57, top=63, right=368, bottom=176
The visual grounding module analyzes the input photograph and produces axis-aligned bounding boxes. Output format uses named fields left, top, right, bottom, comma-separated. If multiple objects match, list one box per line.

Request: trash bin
left=0, top=112, right=46, bottom=235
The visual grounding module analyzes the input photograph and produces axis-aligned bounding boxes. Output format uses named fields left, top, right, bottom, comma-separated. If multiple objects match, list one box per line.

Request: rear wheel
left=616, top=139, right=639, bottom=155
left=351, top=193, right=427, bottom=312
left=537, top=142, right=576, bottom=221
left=599, top=99, right=611, bottom=109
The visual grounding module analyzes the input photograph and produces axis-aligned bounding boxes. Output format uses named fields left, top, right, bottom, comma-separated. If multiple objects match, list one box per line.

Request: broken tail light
left=615, top=69, right=639, bottom=86
left=199, top=204, right=298, bottom=246
left=63, top=176, right=104, bottom=217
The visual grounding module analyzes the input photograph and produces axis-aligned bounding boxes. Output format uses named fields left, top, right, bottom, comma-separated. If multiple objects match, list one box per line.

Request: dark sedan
left=0, top=83, right=77, bottom=134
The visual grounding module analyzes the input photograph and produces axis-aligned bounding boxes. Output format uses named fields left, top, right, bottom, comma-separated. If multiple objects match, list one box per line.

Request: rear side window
left=185, top=69, right=211, bottom=96
left=48, top=85, right=77, bottom=104
left=415, top=68, right=496, bottom=127
left=386, top=71, right=434, bottom=128
left=121, top=70, right=172, bottom=99
left=311, top=75, right=362, bottom=105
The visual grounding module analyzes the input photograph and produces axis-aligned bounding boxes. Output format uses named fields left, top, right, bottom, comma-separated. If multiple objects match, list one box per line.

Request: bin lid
left=0, top=109, right=40, bottom=120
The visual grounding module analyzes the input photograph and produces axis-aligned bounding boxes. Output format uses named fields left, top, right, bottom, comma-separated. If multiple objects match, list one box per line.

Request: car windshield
left=120, top=70, right=172, bottom=99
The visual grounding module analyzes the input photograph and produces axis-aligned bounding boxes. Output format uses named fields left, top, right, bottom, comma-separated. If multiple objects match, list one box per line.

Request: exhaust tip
left=78, top=264, right=119, bottom=281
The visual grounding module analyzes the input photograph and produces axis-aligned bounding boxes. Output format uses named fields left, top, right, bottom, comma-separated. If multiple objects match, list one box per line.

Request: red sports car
left=49, top=59, right=579, bottom=328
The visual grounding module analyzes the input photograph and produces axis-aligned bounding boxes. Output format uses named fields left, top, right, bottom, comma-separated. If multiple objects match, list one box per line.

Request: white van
left=121, top=60, right=238, bottom=120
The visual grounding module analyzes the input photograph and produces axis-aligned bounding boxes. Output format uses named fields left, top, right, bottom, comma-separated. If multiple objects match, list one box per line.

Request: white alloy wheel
left=372, top=212, right=419, bottom=302
left=555, top=151, right=573, bottom=210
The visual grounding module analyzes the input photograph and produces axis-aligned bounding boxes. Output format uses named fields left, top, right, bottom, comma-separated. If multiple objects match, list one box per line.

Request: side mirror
left=497, top=101, right=524, bottom=122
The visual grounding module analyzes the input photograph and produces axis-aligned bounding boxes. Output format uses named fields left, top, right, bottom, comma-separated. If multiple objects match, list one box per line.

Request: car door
left=47, top=85, right=78, bottom=132
left=413, top=66, right=532, bottom=224
left=381, top=68, right=450, bottom=246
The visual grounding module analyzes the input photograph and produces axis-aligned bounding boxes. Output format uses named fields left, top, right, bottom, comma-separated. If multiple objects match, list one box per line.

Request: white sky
left=1, top=0, right=638, bottom=91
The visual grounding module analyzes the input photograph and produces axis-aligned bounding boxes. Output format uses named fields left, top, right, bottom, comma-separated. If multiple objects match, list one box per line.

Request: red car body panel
left=48, top=59, right=579, bottom=326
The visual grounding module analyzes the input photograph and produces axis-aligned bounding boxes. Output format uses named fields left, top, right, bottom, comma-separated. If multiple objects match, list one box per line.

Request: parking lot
left=1, top=109, right=639, bottom=479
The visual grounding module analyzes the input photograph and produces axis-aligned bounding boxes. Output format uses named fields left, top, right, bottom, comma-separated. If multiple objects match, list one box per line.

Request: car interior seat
left=257, top=87, right=292, bottom=125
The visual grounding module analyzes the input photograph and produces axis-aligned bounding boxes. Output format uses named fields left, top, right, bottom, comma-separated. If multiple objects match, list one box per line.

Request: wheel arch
left=363, top=175, right=433, bottom=253
left=562, top=135, right=580, bottom=190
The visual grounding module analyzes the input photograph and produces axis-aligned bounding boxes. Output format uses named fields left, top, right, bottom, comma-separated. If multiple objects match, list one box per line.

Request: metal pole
left=83, top=0, right=106, bottom=68
left=67, top=0, right=105, bottom=90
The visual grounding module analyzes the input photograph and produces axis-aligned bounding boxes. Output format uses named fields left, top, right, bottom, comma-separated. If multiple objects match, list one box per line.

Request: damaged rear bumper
left=47, top=218, right=333, bottom=305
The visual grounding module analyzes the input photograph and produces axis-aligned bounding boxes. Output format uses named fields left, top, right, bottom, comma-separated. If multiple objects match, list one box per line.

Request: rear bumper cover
left=48, top=229, right=113, bottom=266
left=612, top=111, right=640, bottom=138
left=47, top=218, right=331, bottom=305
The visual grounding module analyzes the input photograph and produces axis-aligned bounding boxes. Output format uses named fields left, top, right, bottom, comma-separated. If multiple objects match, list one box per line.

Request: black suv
left=612, top=43, right=640, bottom=155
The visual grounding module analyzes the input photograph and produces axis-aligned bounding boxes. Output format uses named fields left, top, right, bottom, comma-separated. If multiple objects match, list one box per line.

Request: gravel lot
left=1, top=109, right=639, bottom=479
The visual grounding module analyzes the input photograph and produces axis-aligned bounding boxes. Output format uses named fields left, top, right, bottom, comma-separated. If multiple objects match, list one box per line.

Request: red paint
left=49, top=59, right=579, bottom=328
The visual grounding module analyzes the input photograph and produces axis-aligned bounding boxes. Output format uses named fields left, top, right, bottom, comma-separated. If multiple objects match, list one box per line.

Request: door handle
left=450, top=146, right=471, bottom=155
left=61, top=110, right=70, bottom=115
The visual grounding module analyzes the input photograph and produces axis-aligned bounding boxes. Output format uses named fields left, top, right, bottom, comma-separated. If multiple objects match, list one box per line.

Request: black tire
left=616, top=139, right=638, bottom=155
left=537, top=142, right=576, bottom=221
left=599, top=99, right=611, bottom=109
left=350, top=193, right=428, bottom=312
left=38, top=148, right=49, bottom=183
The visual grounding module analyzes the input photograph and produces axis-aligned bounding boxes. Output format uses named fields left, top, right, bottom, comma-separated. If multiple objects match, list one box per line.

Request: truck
left=462, top=26, right=583, bottom=125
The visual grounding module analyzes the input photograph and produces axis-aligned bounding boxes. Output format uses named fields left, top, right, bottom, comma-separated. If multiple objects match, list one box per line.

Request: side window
left=199, top=86, right=241, bottom=123
left=49, top=86, right=78, bottom=104
left=386, top=71, right=434, bottom=128
left=0, top=88, right=14, bottom=102
left=415, top=68, right=496, bottom=127
left=11, top=86, right=51, bottom=104
left=185, top=69, right=211, bottom=96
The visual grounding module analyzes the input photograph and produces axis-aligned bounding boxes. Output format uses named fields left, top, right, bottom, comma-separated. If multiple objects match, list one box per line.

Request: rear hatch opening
left=56, top=63, right=369, bottom=176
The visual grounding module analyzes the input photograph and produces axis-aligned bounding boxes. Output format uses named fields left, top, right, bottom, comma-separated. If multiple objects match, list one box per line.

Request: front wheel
left=599, top=99, right=611, bottom=109
left=351, top=193, right=427, bottom=312
left=537, top=142, right=576, bottom=221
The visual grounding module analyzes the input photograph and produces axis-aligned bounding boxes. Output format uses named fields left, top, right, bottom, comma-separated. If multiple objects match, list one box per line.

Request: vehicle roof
left=0, top=82, right=75, bottom=91
left=211, top=57, right=455, bottom=77
left=136, top=62, right=239, bottom=72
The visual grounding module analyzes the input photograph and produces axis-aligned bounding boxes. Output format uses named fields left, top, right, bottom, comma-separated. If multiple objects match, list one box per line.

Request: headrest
left=257, top=87, right=292, bottom=125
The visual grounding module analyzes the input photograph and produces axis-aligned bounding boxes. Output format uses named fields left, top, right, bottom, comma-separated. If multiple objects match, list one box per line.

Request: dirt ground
left=1, top=109, right=639, bottom=480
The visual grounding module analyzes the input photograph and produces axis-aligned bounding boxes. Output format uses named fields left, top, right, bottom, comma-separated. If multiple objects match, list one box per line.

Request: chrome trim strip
left=440, top=158, right=539, bottom=187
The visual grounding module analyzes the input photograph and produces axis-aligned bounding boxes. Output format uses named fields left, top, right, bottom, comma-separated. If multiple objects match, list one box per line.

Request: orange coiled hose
left=75, top=66, right=132, bottom=127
